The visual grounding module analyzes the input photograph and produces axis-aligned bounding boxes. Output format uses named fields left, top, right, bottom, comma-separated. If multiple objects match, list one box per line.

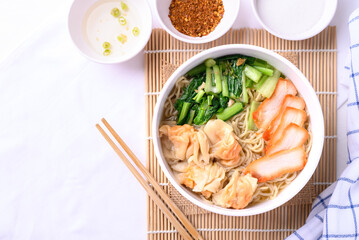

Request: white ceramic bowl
left=154, top=0, right=239, bottom=44
left=251, top=0, right=337, bottom=40
left=153, top=44, right=324, bottom=216
left=68, top=0, right=152, bottom=64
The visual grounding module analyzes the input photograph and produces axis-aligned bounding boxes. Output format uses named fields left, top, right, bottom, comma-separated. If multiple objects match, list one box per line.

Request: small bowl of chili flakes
left=154, top=0, right=240, bottom=44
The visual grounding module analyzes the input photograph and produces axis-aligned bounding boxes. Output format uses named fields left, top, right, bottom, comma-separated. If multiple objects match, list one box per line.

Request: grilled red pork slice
left=243, top=147, right=307, bottom=182
left=266, top=107, right=307, bottom=151
left=266, top=123, right=309, bottom=156
left=253, top=79, right=297, bottom=131
left=263, top=95, right=306, bottom=141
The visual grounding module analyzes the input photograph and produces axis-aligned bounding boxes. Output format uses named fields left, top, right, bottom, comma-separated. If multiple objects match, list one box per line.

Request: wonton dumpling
left=172, top=162, right=226, bottom=198
left=203, top=119, right=242, bottom=168
left=159, top=124, right=196, bottom=162
left=188, top=129, right=210, bottom=166
left=160, top=125, right=210, bottom=165
left=212, top=171, right=258, bottom=209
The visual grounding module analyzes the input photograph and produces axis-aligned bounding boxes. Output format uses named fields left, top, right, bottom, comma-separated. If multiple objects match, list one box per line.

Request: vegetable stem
left=193, top=90, right=205, bottom=103
left=241, top=72, right=249, bottom=103
left=222, top=75, right=229, bottom=97
left=205, top=67, right=212, bottom=93
left=244, top=65, right=262, bottom=83
left=253, top=66, right=274, bottom=76
left=207, top=95, right=214, bottom=106
left=257, top=69, right=281, bottom=98
left=204, top=58, right=216, bottom=68
left=216, top=102, right=244, bottom=121
left=187, top=63, right=206, bottom=77
left=248, top=101, right=260, bottom=130
left=212, top=65, right=222, bottom=93
left=177, top=102, right=191, bottom=125
left=187, top=110, right=196, bottom=125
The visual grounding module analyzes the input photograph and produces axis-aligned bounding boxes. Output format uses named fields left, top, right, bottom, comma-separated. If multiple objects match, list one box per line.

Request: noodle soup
left=159, top=55, right=312, bottom=209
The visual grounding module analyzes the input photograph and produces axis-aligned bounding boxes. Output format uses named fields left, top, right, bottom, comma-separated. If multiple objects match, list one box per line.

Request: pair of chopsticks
left=96, top=118, right=203, bottom=240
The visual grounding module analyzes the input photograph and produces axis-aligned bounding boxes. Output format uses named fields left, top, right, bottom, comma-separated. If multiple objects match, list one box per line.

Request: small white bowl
left=251, top=0, right=337, bottom=40
left=68, top=0, right=152, bottom=64
left=153, top=44, right=324, bottom=216
left=154, top=0, right=240, bottom=44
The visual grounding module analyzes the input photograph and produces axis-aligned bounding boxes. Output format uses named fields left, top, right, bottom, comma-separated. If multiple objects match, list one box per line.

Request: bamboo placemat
left=145, top=27, right=337, bottom=239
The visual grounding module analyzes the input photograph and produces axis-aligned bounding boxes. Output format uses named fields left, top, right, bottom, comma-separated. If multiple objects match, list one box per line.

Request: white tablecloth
left=1, top=0, right=359, bottom=239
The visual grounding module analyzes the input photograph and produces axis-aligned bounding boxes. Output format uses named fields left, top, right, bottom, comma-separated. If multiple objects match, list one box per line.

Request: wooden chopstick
left=96, top=118, right=203, bottom=240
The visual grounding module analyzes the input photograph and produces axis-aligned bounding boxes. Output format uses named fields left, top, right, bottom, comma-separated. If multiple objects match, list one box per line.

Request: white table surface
left=0, top=0, right=358, bottom=239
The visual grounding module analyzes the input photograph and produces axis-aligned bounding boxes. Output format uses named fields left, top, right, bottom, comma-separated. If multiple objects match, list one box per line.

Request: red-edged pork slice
left=243, top=147, right=307, bottom=182
left=266, top=107, right=307, bottom=151
left=253, top=79, right=297, bottom=131
left=263, top=95, right=306, bottom=141
left=266, top=123, right=309, bottom=156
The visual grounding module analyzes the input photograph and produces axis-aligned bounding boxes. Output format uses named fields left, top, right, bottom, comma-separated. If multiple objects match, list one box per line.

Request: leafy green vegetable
left=193, top=98, right=220, bottom=125
left=175, top=55, right=282, bottom=126
left=227, top=61, right=243, bottom=98
left=216, top=54, right=256, bottom=64
left=219, top=95, right=229, bottom=109
left=174, top=75, right=205, bottom=113
left=186, top=63, right=206, bottom=77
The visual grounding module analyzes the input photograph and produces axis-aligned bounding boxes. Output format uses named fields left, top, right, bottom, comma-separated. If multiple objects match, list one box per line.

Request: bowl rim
left=67, top=0, right=152, bottom=64
left=152, top=44, right=324, bottom=216
left=250, top=0, right=338, bottom=41
left=153, top=0, right=240, bottom=44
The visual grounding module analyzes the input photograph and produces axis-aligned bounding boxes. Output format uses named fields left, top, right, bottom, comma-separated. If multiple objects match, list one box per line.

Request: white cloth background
left=0, top=17, right=148, bottom=240
left=1, top=1, right=359, bottom=239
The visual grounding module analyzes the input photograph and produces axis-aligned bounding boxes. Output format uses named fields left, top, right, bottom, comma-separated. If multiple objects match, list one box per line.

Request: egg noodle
left=161, top=76, right=313, bottom=205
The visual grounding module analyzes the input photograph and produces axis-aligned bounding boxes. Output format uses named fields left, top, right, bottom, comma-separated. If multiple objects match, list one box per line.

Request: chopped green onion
left=119, top=16, right=127, bottom=25
left=103, top=49, right=111, bottom=56
left=111, top=8, right=120, bottom=17
left=117, top=34, right=127, bottom=44
left=121, top=1, right=128, bottom=11
left=132, top=27, right=140, bottom=36
left=102, top=42, right=111, bottom=49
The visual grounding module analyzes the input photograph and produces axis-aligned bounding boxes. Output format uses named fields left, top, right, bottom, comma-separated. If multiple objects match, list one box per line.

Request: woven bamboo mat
left=145, top=27, right=337, bottom=239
